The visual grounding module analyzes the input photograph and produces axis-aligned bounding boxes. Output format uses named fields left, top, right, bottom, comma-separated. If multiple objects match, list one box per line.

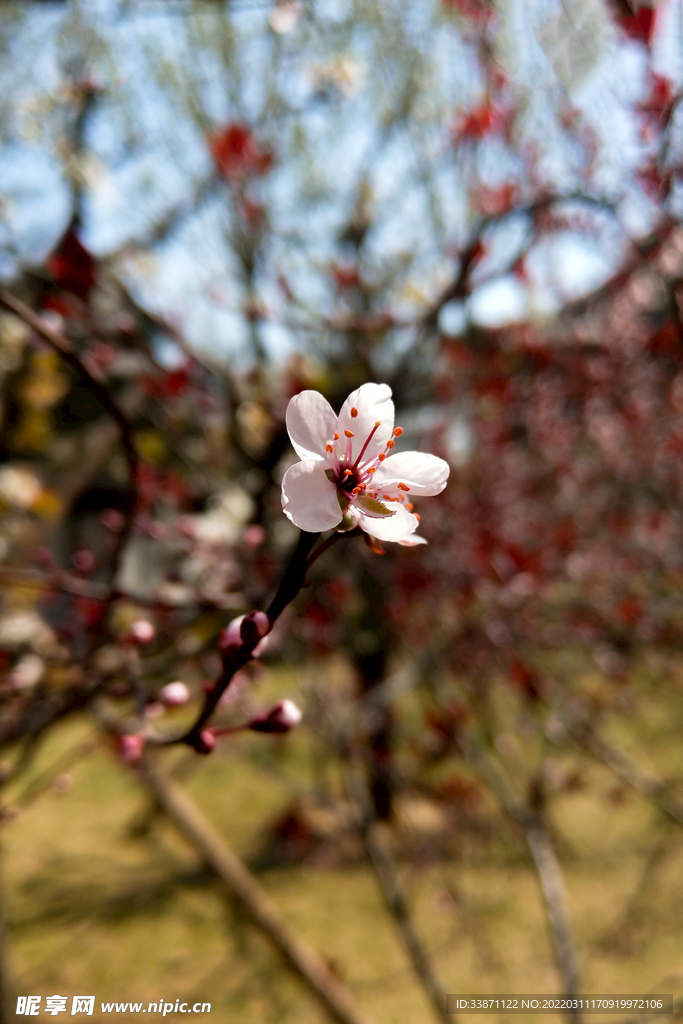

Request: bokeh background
left=0, top=0, right=683, bottom=1021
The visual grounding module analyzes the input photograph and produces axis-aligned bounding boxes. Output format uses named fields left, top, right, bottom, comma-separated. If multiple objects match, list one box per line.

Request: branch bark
left=135, top=755, right=373, bottom=1024
left=342, top=762, right=453, bottom=1024
left=455, top=727, right=581, bottom=1020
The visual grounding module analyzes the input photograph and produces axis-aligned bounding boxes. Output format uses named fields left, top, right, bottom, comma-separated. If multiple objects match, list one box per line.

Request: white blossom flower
left=281, top=383, right=449, bottom=544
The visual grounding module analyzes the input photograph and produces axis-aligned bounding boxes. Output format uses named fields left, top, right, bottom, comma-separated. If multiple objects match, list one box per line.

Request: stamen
left=351, top=407, right=358, bottom=418
left=344, top=429, right=354, bottom=438
left=343, top=468, right=353, bottom=477
left=366, top=467, right=376, bottom=473
left=352, top=421, right=382, bottom=470
left=344, top=437, right=353, bottom=463
left=334, top=432, right=340, bottom=441
left=325, top=444, right=334, bottom=452
left=352, top=486, right=362, bottom=494
left=393, top=427, right=403, bottom=437
left=386, top=440, right=395, bottom=449
left=414, top=513, right=421, bottom=522
left=378, top=453, right=386, bottom=461
left=398, top=482, right=410, bottom=491
left=405, top=503, right=413, bottom=511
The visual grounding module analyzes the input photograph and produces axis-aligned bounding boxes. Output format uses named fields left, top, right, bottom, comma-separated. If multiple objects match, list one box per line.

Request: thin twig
left=342, top=759, right=453, bottom=1024
left=564, top=719, right=683, bottom=828
left=455, top=727, right=581, bottom=1019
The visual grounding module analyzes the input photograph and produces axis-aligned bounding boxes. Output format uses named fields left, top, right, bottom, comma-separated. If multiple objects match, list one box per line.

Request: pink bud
left=72, top=549, right=96, bottom=573
left=160, top=681, right=190, bottom=707
left=176, top=516, right=196, bottom=538
left=119, top=734, right=145, bottom=763
left=249, top=699, right=302, bottom=734
left=243, top=524, right=266, bottom=549
left=220, top=615, right=245, bottom=651
left=100, top=509, right=125, bottom=532
left=220, top=611, right=271, bottom=654
left=127, top=620, right=155, bottom=645
left=34, top=546, right=55, bottom=568
left=53, top=773, right=74, bottom=793
left=192, top=729, right=216, bottom=755
left=248, top=610, right=271, bottom=638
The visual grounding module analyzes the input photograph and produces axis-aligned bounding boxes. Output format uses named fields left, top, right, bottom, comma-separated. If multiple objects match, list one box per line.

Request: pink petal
left=337, top=383, right=394, bottom=463
left=281, top=460, right=343, bottom=532
left=355, top=501, right=419, bottom=542
left=372, top=451, right=449, bottom=496
left=286, top=390, right=338, bottom=462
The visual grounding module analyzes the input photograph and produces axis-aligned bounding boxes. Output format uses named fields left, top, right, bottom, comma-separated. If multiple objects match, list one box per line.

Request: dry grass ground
left=2, top=664, right=683, bottom=1024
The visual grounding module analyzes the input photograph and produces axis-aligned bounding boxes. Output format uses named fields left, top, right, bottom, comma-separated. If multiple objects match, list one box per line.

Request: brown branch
left=420, top=191, right=663, bottom=332
left=564, top=720, right=683, bottom=828
left=342, top=760, right=453, bottom=1024
left=455, top=727, right=582, bottom=1019
left=134, top=755, right=374, bottom=1024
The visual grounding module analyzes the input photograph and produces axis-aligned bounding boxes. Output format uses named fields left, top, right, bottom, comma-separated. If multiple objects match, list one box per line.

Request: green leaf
left=356, top=494, right=394, bottom=517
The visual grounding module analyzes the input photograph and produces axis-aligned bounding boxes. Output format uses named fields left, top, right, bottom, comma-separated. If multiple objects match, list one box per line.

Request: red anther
left=393, top=427, right=403, bottom=436
left=344, top=429, right=354, bottom=438
left=378, top=453, right=386, bottom=461
left=398, top=482, right=410, bottom=491
left=383, top=494, right=392, bottom=499
left=386, top=440, right=395, bottom=449
left=405, top=503, right=414, bottom=511
left=334, top=432, right=340, bottom=440
left=351, top=407, right=358, bottom=417
left=326, top=444, right=334, bottom=452
left=343, top=468, right=353, bottom=476
left=414, top=513, right=421, bottom=522
left=352, top=486, right=362, bottom=494
left=366, top=467, right=376, bottom=473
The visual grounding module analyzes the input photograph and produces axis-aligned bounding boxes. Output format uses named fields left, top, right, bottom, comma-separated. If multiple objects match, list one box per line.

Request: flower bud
left=100, top=509, right=125, bottom=532
left=160, top=681, right=190, bottom=707
left=72, top=549, right=96, bottom=574
left=191, top=729, right=216, bottom=755
left=119, top=734, right=145, bottom=763
left=9, top=654, right=44, bottom=692
left=126, top=620, right=155, bottom=645
left=243, top=524, right=266, bottom=549
left=241, top=610, right=271, bottom=644
left=220, top=611, right=271, bottom=654
left=248, top=699, right=302, bottom=734
left=53, top=773, right=74, bottom=793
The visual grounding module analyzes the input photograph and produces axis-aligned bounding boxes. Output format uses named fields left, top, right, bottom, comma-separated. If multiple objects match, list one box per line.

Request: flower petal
left=398, top=534, right=427, bottom=546
left=337, top=383, right=394, bottom=463
left=286, top=390, right=338, bottom=462
left=372, top=451, right=450, bottom=496
left=354, top=501, right=419, bottom=542
left=281, top=460, right=343, bottom=532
